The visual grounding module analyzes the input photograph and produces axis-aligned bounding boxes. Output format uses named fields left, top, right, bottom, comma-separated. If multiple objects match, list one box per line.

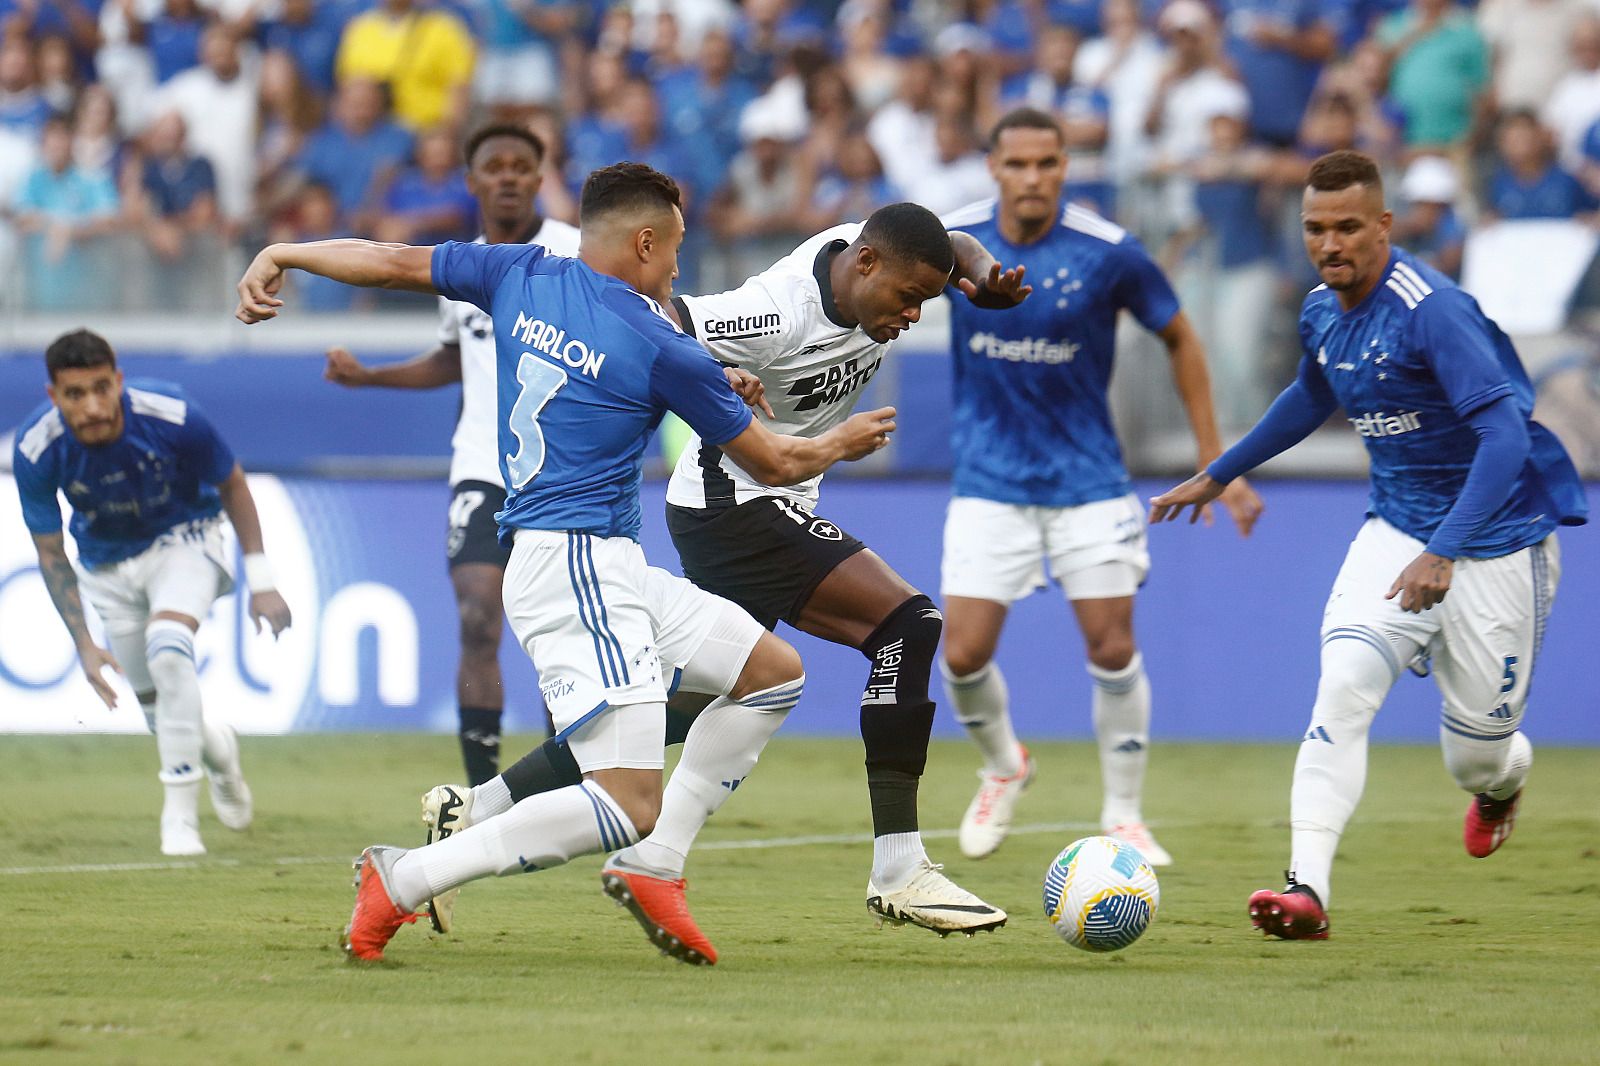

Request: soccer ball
left=1042, top=835, right=1160, bottom=952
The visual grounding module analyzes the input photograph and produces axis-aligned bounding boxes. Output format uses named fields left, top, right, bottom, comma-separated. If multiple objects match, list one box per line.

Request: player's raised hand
left=1387, top=552, right=1453, bottom=614
left=324, top=347, right=371, bottom=387
left=78, top=644, right=122, bottom=711
left=249, top=590, right=293, bottom=639
left=958, top=262, right=1032, bottom=309
left=837, top=406, right=897, bottom=460
left=1148, top=472, right=1226, bottom=526
left=235, top=248, right=286, bottom=323
left=724, top=367, right=774, bottom=418
left=1219, top=476, right=1265, bottom=536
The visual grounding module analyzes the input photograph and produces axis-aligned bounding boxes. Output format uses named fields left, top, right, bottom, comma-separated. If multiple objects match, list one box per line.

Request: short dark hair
left=860, top=202, right=954, bottom=275
left=1307, top=150, right=1383, bottom=195
left=465, top=122, right=546, bottom=168
left=46, top=329, right=117, bottom=381
left=988, top=107, right=1063, bottom=150
left=579, top=162, right=682, bottom=224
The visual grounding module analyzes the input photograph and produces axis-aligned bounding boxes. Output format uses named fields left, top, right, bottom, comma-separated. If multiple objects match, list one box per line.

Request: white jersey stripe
left=939, top=198, right=997, bottom=228
left=1064, top=203, right=1126, bottom=244
left=1393, top=262, right=1434, bottom=297
left=1388, top=266, right=1426, bottom=305
left=18, top=408, right=65, bottom=462
left=1385, top=278, right=1419, bottom=310
left=128, top=388, right=187, bottom=425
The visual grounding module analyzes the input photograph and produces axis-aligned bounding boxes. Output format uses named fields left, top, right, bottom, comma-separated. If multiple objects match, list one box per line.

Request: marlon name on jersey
left=787, top=354, right=881, bottom=411
left=968, top=331, right=1080, bottom=365
left=512, top=310, right=607, bottom=378
left=1348, top=410, right=1423, bottom=439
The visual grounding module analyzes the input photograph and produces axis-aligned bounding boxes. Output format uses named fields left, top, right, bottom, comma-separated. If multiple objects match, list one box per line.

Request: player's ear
left=635, top=225, right=655, bottom=263
left=856, top=244, right=878, bottom=276
left=1377, top=210, right=1393, bottom=240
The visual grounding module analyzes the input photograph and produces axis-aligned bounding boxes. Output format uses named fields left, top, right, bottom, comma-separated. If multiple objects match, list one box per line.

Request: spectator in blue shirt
left=372, top=125, right=475, bottom=245
left=1486, top=110, right=1600, bottom=222
left=15, top=116, right=121, bottom=310
left=273, top=181, right=361, bottom=311
left=0, top=35, right=53, bottom=138
left=564, top=48, right=630, bottom=188
left=799, top=123, right=897, bottom=231
left=290, top=77, right=413, bottom=228
left=132, top=0, right=208, bottom=84
left=1003, top=25, right=1115, bottom=217
left=1220, top=0, right=1339, bottom=147
left=1581, top=116, right=1600, bottom=199
left=655, top=27, right=758, bottom=202
left=260, top=0, right=355, bottom=95
left=474, top=0, right=580, bottom=112
left=1393, top=153, right=1466, bottom=279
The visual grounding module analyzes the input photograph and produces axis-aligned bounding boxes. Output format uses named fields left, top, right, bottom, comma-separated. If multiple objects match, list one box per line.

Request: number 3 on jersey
left=505, top=353, right=568, bottom=490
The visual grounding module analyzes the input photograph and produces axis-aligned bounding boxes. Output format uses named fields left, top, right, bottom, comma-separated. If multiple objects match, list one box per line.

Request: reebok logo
left=1349, top=410, right=1422, bottom=438
left=969, top=331, right=1080, bottom=365
left=787, top=355, right=881, bottom=411
left=702, top=312, right=783, bottom=341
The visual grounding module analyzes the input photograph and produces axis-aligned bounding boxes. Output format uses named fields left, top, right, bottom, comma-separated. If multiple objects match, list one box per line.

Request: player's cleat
left=342, top=846, right=419, bottom=961
left=600, top=856, right=718, bottom=965
left=419, top=784, right=474, bottom=933
left=160, top=815, right=205, bottom=857
left=866, top=861, right=1007, bottom=936
left=206, top=724, right=253, bottom=831
left=1104, top=822, right=1172, bottom=867
left=958, top=747, right=1035, bottom=860
left=1464, top=789, right=1521, bottom=858
left=1248, top=880, right=1329, bottom=940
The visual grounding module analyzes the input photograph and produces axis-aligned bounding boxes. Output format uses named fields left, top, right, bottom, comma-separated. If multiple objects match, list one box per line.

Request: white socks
left=1288, top=635, right=1401, bottom=906
left=871, top=831, right=929, bottom=888
left=623, top=676, right=804, bottom=878
left=146, top=619, right=203, bottom=788
left=470, top=776, right=515, bottom=820
left=943, top=660, right=1023, bottom=776
left=388, top=781, right=638, bottom=912
left=1090, top=653, right=1151, bottom=828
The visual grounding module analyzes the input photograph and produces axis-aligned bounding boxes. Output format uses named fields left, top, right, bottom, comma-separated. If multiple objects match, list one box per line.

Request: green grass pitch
left=3, top=735, right=1597, bottom=1065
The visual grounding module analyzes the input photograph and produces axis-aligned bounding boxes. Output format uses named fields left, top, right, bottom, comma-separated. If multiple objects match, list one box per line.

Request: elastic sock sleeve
left=1423, top=395, right=1530, bottom=559
left=1207, top=379, right=1336, bottom=484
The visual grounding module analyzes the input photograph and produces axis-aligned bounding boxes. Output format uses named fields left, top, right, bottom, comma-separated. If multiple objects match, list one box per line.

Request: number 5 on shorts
left=1500, top=656, right=1519, bottom=695
left=506, top=353, right=568, bottom=490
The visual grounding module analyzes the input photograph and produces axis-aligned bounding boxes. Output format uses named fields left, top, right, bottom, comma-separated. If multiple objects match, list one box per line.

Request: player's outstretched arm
left=215, top=465, right=292, bottom=638
left=235, top=240, right=438, bottom=323
left=1157, top=311, right=1264, bottom=535
left=720, top=406, right=896, bottom=486
left=325, top=344, right=462, bottom=389
left=949, top=231, right=1032, bottom=308
left=1148, top=472, right=1228, bottom=526
left=31, top=532, right=121, bottom=709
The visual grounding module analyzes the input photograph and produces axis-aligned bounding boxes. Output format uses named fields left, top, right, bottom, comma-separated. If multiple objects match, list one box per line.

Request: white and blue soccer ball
left=1042, top=835, right=1160, bottom=952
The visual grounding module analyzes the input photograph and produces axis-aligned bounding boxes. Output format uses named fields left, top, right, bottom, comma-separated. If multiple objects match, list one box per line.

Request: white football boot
left=1104, top=822, right=1172, bottom=867
left=206, top=724, right=253, bottom=831
left=957, top=746, right=1034, bottom=860
left=419, top=784, right=474, bottom=933
left=866, top=861, right=1007, bottom=936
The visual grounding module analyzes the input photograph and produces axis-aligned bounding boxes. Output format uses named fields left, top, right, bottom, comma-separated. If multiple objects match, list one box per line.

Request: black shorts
left=667, top=497, right=866, bottom=630
left=446, top=480, right=512, bottom=570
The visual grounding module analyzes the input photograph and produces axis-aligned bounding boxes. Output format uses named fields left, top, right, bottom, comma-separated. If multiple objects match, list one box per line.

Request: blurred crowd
left=2, top=0, right=1600, bottom=424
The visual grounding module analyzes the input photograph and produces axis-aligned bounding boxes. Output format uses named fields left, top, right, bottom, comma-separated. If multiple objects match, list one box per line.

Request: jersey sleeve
left=12, top=441, right=63, bottom=536
left=436, top=295, right=460, bottom=345
left=674, top=281, right=796, bottom=371
left=174, top=403, right=238, bottom=485
left=1412, top=289, right=1515, bottom=418
left=1111, top=240, right=1181, bottom=333
left=649, top=334, right=754, bottom=447
left=430, top=241, right=545, bottom=313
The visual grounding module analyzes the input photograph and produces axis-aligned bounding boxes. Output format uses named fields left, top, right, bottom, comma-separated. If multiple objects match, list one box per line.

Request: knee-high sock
left=388, top=781, right=639, bottom=912
left=1091, top=653, right=1151, bottom=828
left=145, top=620, right=203, bottom=788
left=1289, top=635, right=1402, bottom=907
left=1441, top=729, right=1532, bottom=800
left=942, top=660, right=1023, bottom=777
left=623, top=676, right=804, bottom=878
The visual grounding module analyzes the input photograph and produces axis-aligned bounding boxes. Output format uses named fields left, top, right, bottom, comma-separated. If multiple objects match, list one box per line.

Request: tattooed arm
left=32, top=533, right=122, bottom=708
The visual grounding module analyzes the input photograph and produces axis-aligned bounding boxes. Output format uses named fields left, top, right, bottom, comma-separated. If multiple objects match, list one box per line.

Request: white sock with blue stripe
left=943, top=660, right=1024, bottom=777
left=1090, top=652, right=1151, bottom=828
left=145, top=619, right=203, bottom=788
left=1288, top=634, right=1403, bottom=907
left=621, top=675, right=805, bottom=878
left=388, top=781, right=639, bottom=912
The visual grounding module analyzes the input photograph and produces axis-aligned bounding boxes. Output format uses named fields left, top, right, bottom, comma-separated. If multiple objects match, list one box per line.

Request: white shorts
left=1321, top=517, right=1562, bottom=740
left=502, top=530, right=763, bottom=772
left=941, top=494, right=1150, bottom=604
left=76, top=517, right=233, bottom=638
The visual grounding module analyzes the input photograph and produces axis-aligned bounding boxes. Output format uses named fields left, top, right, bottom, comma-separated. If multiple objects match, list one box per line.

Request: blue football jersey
left=942, top=201, right=1181, bottom=506
left=1295, top=248, right=1586, bottom=556
left=12, top=379, right=236, bottom=568
left=431, top=241, right=753, bottom=541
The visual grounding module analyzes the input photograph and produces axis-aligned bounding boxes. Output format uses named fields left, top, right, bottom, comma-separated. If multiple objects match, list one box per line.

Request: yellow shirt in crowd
left=336, top=7, right=476, bottom=131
